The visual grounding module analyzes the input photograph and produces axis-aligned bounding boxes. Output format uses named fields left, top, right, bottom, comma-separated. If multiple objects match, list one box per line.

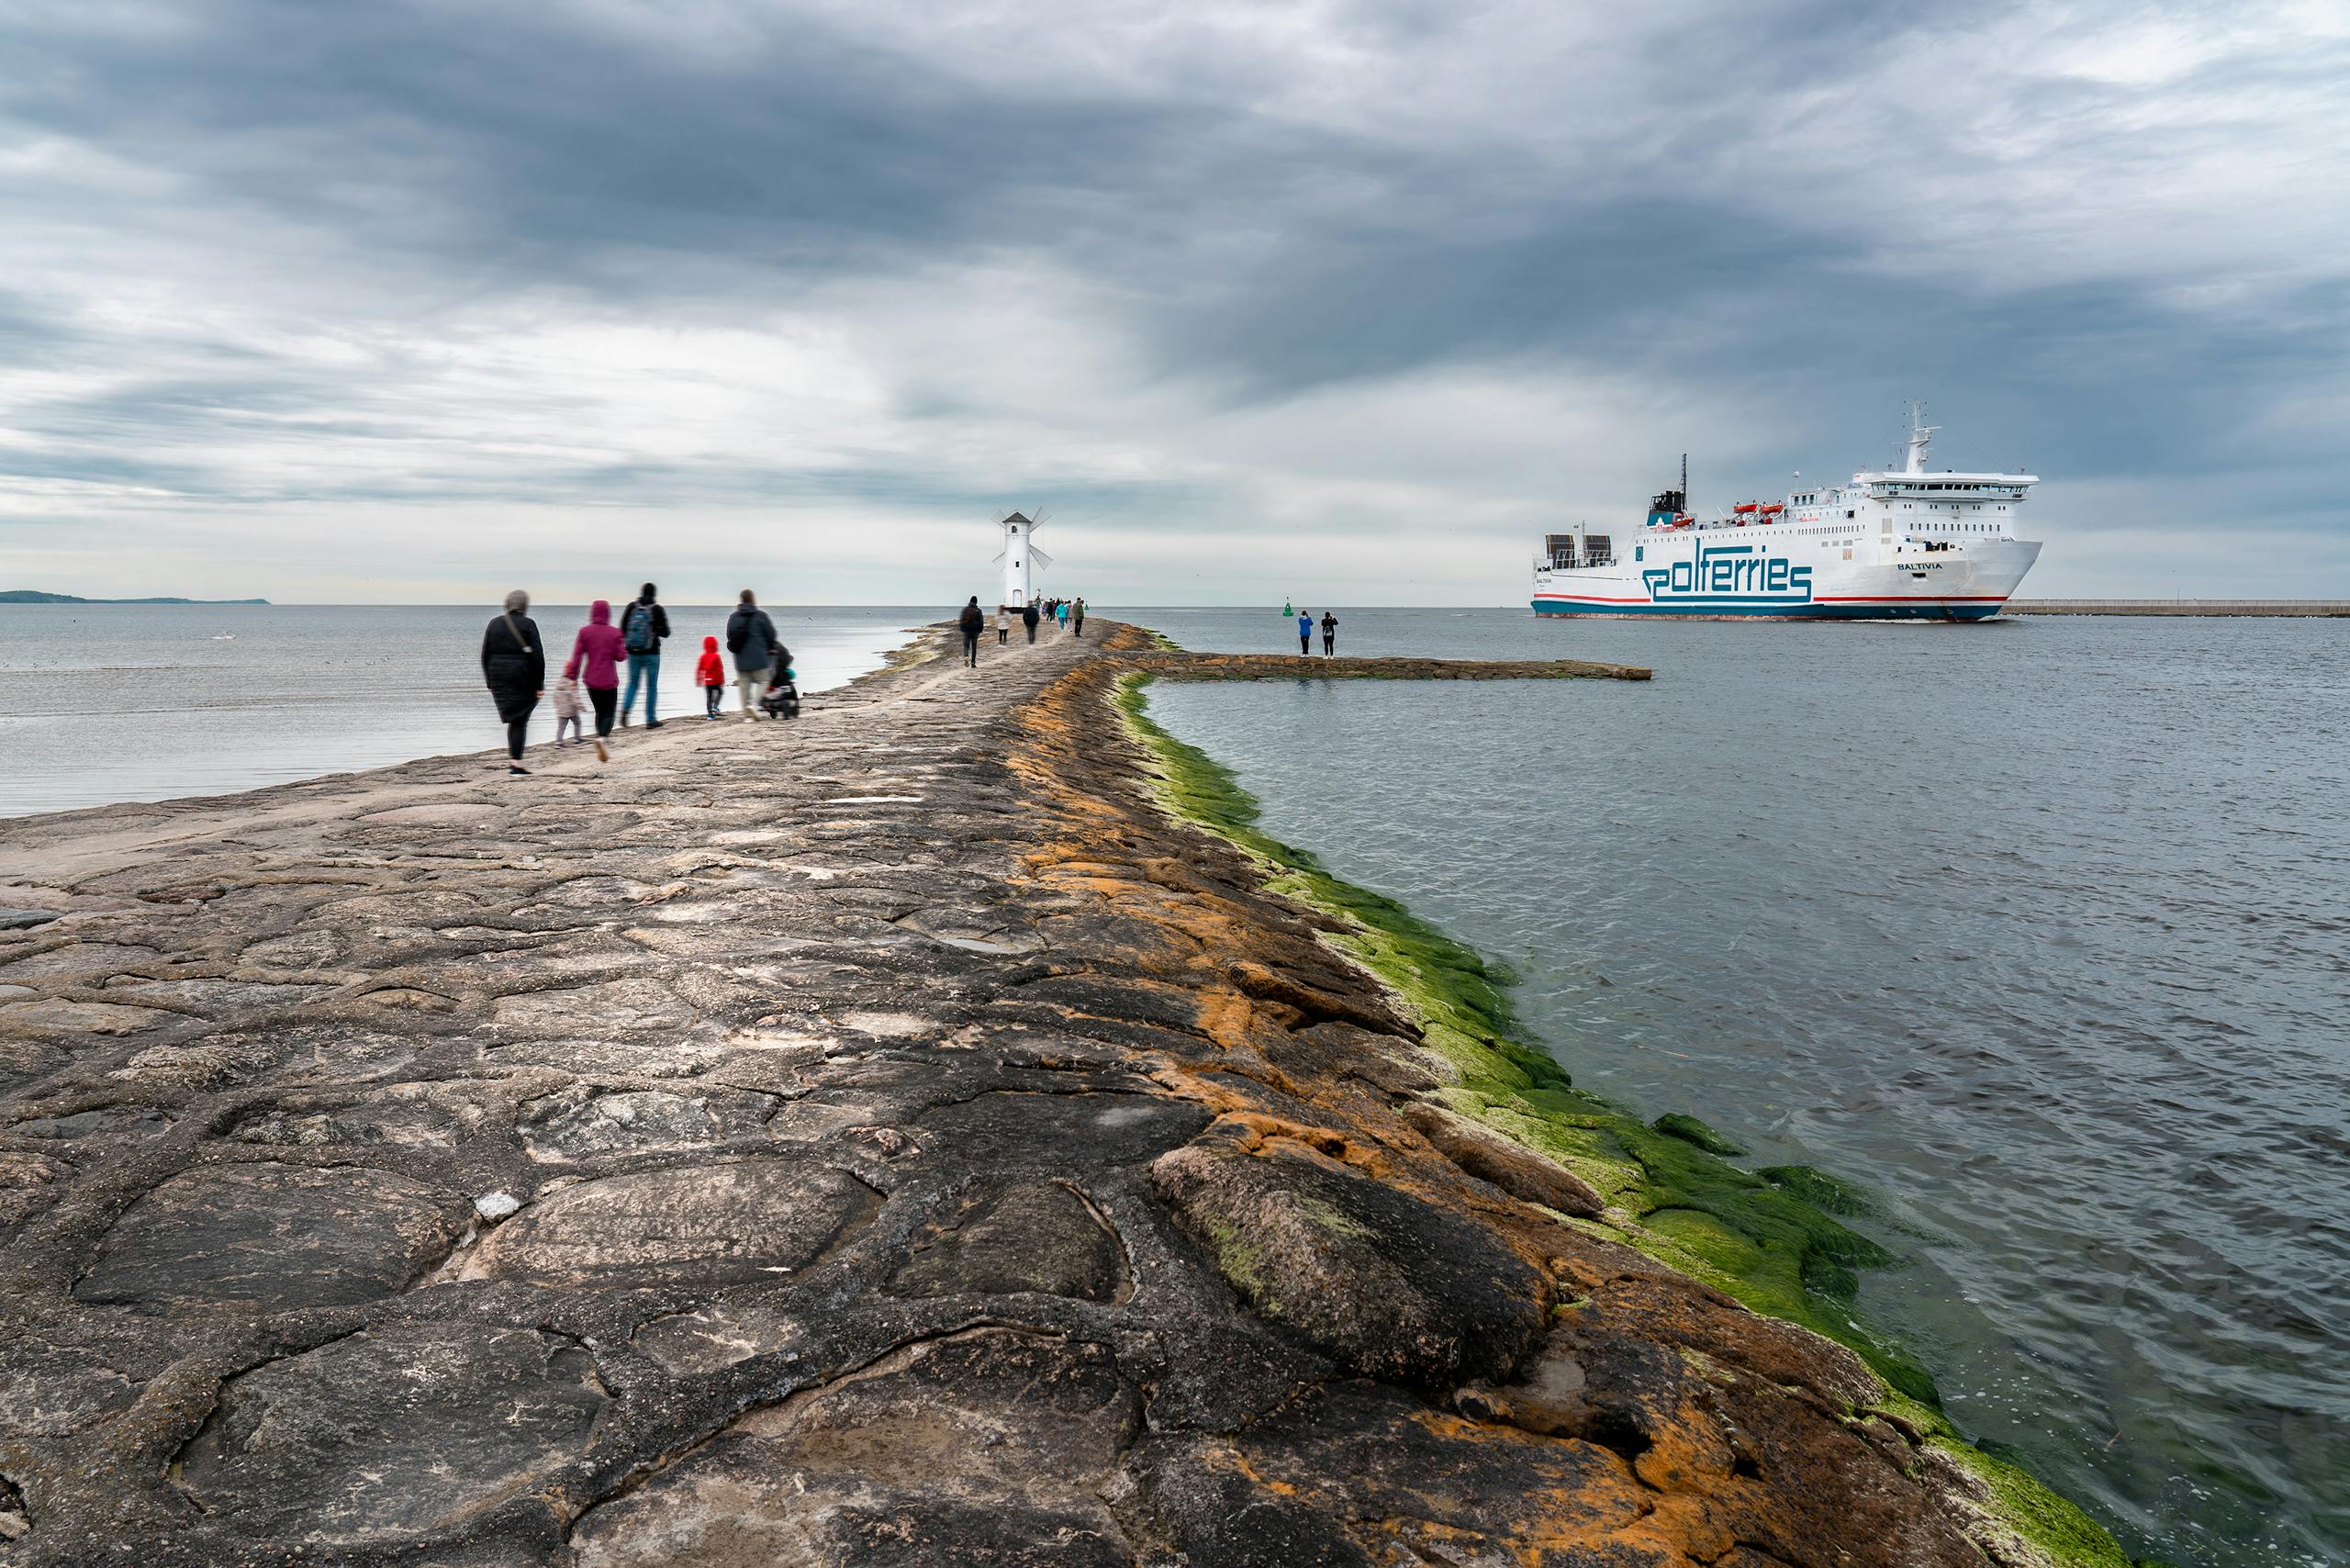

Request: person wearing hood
left=725, top=589, right=780, bottom=719
left=565, top=599, right=626, bottom=759
left=695, top=634, right=726, bottom=719
left=480, top=589, right=545, bottom=776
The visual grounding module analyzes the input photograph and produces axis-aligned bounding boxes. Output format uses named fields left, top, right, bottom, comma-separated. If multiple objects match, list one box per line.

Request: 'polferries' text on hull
left=1533, top=409, right=2042, bottom=621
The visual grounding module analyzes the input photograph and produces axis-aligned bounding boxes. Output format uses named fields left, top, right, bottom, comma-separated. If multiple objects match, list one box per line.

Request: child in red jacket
left=696, top=635, right=726, bottom=719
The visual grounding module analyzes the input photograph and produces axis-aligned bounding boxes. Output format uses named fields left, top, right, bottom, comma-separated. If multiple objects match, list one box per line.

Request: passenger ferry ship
left=1533, top=408, right=2042, bottom=620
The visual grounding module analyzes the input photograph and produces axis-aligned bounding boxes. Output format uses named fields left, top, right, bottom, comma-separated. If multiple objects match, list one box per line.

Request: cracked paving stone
left=570, top=1328, right=1137, bottom=1567
left=175, top=1322, right=608, bottom=1544
left=74, top=1161, right=469, bottom=1310
left=888, top=1180, right=1127, bottom=1302
left=462, top=1159, right=879, bottom=1288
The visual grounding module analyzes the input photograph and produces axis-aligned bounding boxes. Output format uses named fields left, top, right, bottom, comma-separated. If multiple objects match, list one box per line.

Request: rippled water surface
left=0, top=604, right=921, bottom=819
left=1125, top=608, right=2349, bottom=1568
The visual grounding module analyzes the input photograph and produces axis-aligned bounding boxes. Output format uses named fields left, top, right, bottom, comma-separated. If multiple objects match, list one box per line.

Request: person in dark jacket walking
left=726, top=589, right=780, bottom=719
left=1071, top=597, right=1086, bottom=637
left=1022, top=602, right=1041, bottom=644
left=480, top=589, right=545, bottom=775
left=1320, top=610, right=1337, bottom=655
left=616, top=582, right=671, bottom=729
left=957, top=597, right=985, bottom=666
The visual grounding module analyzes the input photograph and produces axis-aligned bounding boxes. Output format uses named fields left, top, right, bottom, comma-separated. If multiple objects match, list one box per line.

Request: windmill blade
left=1030, top=546, right=1055, bottom=569
left=990, top=550, right=1005, bottom=566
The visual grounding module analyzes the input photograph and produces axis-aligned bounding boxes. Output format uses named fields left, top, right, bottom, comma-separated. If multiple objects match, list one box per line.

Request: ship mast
left=1903, top=401, right=1938, bottom=476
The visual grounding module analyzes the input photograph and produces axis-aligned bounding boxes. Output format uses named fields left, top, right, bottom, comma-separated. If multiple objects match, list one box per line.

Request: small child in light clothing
left=695, top=634, right=726, bottom=720
left=552, top=674, right=585, bottom=745
left=996, top=607, right=1009, bottom=644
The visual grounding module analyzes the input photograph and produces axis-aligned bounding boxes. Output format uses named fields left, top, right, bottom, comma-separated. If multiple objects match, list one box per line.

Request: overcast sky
left=3, top=0, right=2345, bottom=603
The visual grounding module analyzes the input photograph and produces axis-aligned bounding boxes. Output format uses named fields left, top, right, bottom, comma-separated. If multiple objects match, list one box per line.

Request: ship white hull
left=1535, top=538, right=2041, bottom=621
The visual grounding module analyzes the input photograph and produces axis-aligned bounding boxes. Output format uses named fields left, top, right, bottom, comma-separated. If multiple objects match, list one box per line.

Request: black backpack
left=622, top=601, right=655, bottom=654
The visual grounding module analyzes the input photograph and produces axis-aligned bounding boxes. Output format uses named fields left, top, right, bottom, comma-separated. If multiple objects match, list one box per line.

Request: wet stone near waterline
left=889, top=1180, right=1128, bottom=1301
left=73, top=1161, right=466, bottom=1309
left=463, top=1159, right=879, bottom=1288
left=1150, top=1133, right=1548, bottom=1391
left=175, top=1323, right=608, bottom=1545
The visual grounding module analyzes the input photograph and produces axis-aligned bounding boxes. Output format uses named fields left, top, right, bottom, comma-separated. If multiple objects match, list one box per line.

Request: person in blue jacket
left=1297, top=610, right=1313, bottom=654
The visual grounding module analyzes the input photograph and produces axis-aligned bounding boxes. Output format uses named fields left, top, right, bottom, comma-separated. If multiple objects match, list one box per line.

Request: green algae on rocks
left=1111, top=669, right=2141, bottom=1568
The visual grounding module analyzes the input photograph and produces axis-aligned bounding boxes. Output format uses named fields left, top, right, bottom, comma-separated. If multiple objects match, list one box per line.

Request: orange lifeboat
left=1733, top=501, right=1759, bottom=514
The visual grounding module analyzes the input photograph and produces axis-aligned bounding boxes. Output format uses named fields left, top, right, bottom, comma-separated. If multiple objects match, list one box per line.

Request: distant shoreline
left=0, top=590, right=272, bottom=606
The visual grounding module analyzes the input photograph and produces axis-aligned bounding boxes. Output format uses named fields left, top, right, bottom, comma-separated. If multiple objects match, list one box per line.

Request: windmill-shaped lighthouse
left=991, top=510, right=1051, bottom=608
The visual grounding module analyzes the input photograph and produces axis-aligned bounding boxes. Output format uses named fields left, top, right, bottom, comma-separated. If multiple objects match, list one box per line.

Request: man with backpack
left=1022, top=601, right=1041, bottom=644
left=957, top=597, right=985, bottom=667
left=616, top=583, right=671, bottom=729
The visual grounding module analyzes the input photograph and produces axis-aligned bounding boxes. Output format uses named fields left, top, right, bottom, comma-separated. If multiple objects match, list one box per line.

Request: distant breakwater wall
left=0, top=623, right=2134, bottom=1566
left=2006, top=599, right=2350, bottom=616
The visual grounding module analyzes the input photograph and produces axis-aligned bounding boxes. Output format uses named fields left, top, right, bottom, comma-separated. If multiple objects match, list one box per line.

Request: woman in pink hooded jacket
left=565, top=599, right=626, bottom=757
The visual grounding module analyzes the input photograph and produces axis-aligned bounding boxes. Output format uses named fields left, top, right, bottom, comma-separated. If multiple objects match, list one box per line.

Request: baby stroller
left=760, top=651, right=800, bottom=720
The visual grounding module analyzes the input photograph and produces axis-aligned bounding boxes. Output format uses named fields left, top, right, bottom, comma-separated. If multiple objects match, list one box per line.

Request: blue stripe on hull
left=1531, top=599, right=2006, bottom=621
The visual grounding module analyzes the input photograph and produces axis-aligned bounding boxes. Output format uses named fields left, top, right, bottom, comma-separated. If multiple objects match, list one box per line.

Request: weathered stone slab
left=463, top=1160, right=878, bottom=1288
left=175, top=1323, right=607, bottom=1543
left=1150, top=1131, right=1547, bottom=1390
left=916, top=1091, right=1211, bottom=1168
left=74, top=1161, right=465, bottom=1309
left=519, top=1083, right=774, bottom=1160
left=570, top=1329, right=1136, bottom=1566
left=889, top=1180, right=1126, bottom=1301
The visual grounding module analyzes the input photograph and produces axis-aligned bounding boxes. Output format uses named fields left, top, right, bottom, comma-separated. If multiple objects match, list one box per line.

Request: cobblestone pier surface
left=0, top=625, right=2098, bottom=1567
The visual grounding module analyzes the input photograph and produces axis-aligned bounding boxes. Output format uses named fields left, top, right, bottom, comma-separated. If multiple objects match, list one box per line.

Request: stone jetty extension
left=0, top=624, right=2116, bottom=1567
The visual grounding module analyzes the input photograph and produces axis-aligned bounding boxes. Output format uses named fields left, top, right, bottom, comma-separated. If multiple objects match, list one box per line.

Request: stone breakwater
left=0, top=625, right=2126, bottom=1567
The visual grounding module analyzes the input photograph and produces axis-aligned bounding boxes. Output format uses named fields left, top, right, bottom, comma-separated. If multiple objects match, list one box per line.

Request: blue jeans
left=620, top=652, right=660, bottom=722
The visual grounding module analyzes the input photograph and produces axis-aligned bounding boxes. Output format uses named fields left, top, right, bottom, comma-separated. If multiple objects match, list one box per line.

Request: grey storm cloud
left=1, top=0, right=2345, bottom=599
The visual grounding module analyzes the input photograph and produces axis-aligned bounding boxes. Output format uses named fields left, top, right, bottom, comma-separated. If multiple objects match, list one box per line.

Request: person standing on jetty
left=695, top=635, right=725, bottom=719
left=1321, top=610, right=1337, bottom=655
left=1296, top=609, right=1313, bottom=655
left=1072, top=597, right=1086, bottom=637
left=726, top=589, right=780, bottom=720
left=1056, top=599, right=1070, bottom=635
left=958, top=596, right=985, bottom=666
left=565, top=599, right=625, bottom=761
left=996, top=604, right=1010, bottom=644
left=1023, top=601, right=1041, bottom=643
left=480, top=589, right=544, bottom=776
left=616, top=582, right=670, bottom=730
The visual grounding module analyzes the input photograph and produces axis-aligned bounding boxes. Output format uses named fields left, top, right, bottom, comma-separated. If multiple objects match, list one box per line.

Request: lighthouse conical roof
left=1001, top=511, right=1035, bottom=527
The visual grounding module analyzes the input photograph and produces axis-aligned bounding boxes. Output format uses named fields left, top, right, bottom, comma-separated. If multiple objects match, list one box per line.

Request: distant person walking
left=1056, top=599, right=1070, bottom=634
left=1071, top=597, right=1086, bottom=637
left=616, top=582, right=670, bottom=729
left=480, top=589, right=545, bottom=776
left=565, top=599, right=626, bottom=761
left=1297, top=610, right=1313, bottom=655
left=726, top=589, right=780, bottom=720
left=996, top=606, right=1010, bottom=644
left=1023, top=602, right=1041, bottom=644
left=958, top=596, right=985, bottom=666
left=1320, top=610, right=1337, bottom=655
left=696, top=635, right=725, bottom=719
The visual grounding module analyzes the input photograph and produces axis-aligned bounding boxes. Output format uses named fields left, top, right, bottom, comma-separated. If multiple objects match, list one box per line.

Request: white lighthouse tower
left=992, top=510, right=1051, bottom=609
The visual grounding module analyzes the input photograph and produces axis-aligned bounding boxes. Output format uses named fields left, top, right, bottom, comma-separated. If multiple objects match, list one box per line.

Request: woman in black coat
left=481, top=588, right=546, bottom=775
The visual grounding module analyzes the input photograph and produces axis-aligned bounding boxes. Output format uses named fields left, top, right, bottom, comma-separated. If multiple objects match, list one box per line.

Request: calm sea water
left=1128, top=609, right=2349, bottom=1568
left=0, top=604, right=923, bottom=818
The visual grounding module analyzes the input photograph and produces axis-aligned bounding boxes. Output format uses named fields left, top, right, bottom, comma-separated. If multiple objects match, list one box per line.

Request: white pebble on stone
left=475, top=1192, right=522, bottom=1220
